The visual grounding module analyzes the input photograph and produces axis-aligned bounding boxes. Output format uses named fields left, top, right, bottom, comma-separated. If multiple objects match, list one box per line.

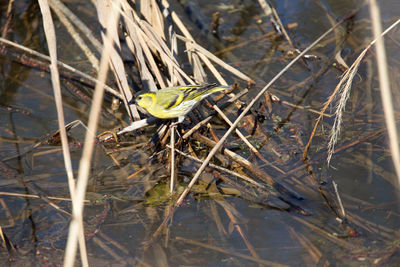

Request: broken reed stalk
left=368, top=0, right=400, bottom=184
left=63, top=1, right=120, bottom=266
left=37, top=1, right=89, bottom=266
left=174, top=14, right=350, bottom=207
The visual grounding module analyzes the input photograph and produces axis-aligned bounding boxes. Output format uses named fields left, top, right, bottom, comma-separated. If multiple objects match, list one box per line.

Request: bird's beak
left=128, top=97, right=135, bottom=105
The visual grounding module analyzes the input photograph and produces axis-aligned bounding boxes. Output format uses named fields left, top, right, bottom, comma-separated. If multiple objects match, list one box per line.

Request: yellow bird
left=131, top=84, right=229, bottom=123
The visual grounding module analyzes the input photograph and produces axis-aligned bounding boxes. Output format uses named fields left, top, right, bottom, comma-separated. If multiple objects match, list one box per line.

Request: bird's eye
left=137, top=96, right=142, bottom=101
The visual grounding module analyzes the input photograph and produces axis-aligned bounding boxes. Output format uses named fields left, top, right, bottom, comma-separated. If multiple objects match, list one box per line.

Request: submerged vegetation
left=0, top=0, right=399, bottom=265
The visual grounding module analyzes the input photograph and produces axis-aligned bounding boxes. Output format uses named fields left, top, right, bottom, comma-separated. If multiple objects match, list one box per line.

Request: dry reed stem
left=174, top=17, right=346, bottom=207
left=0, top=37, right=122, bottom=98
left=315, top=1, right=349, bottom=70
left=140, top=22, right=190, bottom=84
left=170, top=32, right=178, bottom=85
left=281, top=100, right=333, bottom=117
left=116, top=118, right=155, bottom=134
left=37, top=0, right=89, bottom=266
left=140, top=0, right=165, bottom=41
left=369, top=0, right=400, bottom=184
left=0, top=198, right=14, bottom=227
left=257, top=0, right=272, bottom=16
left=63, top=1, right=120, bottom=266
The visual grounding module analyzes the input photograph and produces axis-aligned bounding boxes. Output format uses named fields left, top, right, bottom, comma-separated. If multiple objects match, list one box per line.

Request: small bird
left=131, top=84, right=229, bottom=123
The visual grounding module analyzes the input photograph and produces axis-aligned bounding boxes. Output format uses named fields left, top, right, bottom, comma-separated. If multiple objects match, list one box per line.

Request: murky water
left=1, top=0, right=400, bottom=266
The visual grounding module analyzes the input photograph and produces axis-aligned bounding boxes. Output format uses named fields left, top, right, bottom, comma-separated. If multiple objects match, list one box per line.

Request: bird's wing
left=155, top=85, right=201, bottom=110
left=183, top=83, right=228, bottom=101
left=155, top=84, right=227, bottom=110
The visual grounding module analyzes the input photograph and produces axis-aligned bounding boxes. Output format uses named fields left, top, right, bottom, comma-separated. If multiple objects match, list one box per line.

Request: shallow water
left=1, top=0, right=400, bottom=266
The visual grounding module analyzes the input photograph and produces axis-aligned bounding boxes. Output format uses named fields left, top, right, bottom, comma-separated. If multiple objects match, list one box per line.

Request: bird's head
left=134, top=93, right=155, bottom=111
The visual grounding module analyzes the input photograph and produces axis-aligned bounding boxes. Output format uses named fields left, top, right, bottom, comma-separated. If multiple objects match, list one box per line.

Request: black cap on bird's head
left=128, top=90, right=148, bottom=105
